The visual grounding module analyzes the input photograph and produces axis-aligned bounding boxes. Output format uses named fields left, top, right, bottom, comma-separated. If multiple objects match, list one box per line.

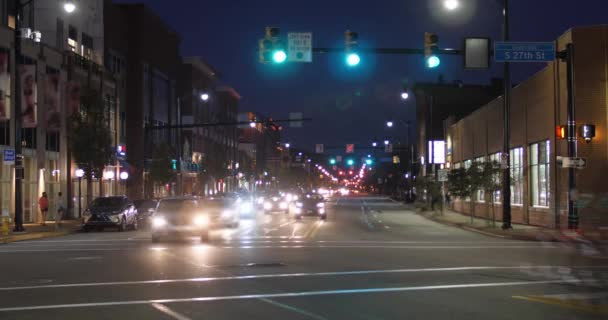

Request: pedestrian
left=55, top=192, right=65, bottom=230
left=39, top=192, right=49, bottom=226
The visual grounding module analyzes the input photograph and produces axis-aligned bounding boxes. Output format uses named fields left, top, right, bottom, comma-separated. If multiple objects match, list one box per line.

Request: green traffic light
left=347, top=159, right=354, bottom=166
left=426, top=55, right=440, bottom=68
left=346, top=53, right=360, bottom=66
left=329, top=158, right=336, bottom=165
left=365, top=159, right=372, bottom=165
left=273, top=50, right=287, bottom=63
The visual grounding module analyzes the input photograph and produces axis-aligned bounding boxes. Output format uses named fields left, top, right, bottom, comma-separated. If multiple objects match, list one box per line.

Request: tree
left=480, top=161, right=502, bottom=227
left=447, top=164, right=483, bottom=224
left=148, top=142, right=175, bottom=196
left=70, top=88, right=114, bottom=203
left=415, top=175, right=441, bottom=212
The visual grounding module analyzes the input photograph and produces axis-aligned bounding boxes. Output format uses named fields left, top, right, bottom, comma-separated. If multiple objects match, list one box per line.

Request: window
left=7, top=15, right=15, bottom=29
left=454, top=162, right=461, bottom=169
left=464, top=159, right=472, bottom=169
left=68, top=25, right=78, bottom=53
left=530, top=141, right=550, bottom=207
left=510, top=147, right=524, bottom=205
left=46, top=132, right=60, bottom=152
left=475, top=157, right=485, bottom=202
left=81, top=33, right=93, bottom=60
left=489, top=153, right=502, bottom=202
left=0, top=122, right=9, bottom=146
left=22, top=128, right=36, bottom=149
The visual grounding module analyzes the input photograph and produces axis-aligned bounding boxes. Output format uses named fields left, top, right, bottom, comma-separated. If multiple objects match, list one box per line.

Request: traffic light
left=556, top=125, right=566, bottom=140
left=345, top=30, right=360, bottom=67
left=346, top=159, right=354, bottom=166
left=365, top=159, right=373, bottom=165
left=329, top=158, right=337, bottom=165
left=171, top=159, right=178, bottom=170
left=259, top=27, right=287, bottom=64
left=424, top=32, right=440, bottom=68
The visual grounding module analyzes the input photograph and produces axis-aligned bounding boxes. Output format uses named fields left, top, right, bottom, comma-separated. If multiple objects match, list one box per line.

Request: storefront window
left=530, top=141, right=550, bottom=207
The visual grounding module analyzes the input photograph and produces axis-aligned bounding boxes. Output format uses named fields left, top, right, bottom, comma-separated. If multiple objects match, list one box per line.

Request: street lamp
left=443, top=0, right=459, bottom=11
left=401, top=92, right=409, bottom=100
left=75, top=169, right=85, bottom=218
left=120, top=172, right=129, bottom=180
left=384, top=140, right=390, bottom=145
left=12, top=0, right=76, bottom=231
left=200, top=93, right=210, bottom=102
left=285, top=143, right=290, bottom=148
left=372, top=142, right=378, bottom=147
left=249, top=121, right=256, bottom=128
left=386, top=121, right=394, bottom=128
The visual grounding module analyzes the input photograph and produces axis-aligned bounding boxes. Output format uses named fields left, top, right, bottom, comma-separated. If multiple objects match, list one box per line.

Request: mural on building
left=45, top=74, right=61, bottom=131
left=20, top=65, right=37, bottom=127
left=0, top=51, right=9, bottom=120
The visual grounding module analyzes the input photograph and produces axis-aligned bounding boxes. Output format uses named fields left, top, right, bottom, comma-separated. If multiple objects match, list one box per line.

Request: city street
left=0, top=195, right=606, bottom=319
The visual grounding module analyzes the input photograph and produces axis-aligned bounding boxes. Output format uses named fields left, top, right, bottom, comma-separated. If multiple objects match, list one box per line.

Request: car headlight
left=296, top=202, right=303, bottom=208
left=152, top=217, right=167, bottom=228
left=263, top=202, right=272, bottom=210
left=110, top=215, right=120, bottom=223
left=293, top=195, right=299, bottom=201
left=319, top=208, right=325, bottom=214
left=240, top=202, right=253, bottom=213
left=257, top=197, right=264, bottom=205
left=317, top=202, right=325, bottom=208
left=279, top=202, right=288, bottom=209
left=194, top=215, right=208, bottom=226
left=221, top=209, right=234, bottom=218
left=295, top=208, right=302, bottom=214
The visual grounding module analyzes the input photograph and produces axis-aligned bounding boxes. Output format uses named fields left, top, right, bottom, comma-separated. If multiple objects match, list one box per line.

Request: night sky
left=117, top=0, right=607, bottom=153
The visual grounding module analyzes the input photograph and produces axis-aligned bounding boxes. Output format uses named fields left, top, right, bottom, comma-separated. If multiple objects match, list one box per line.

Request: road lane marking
left=1, top=265, right=604, bottom=291
left=303, top=221, right=322, bottom=239
left=151, top=303, right=193, bottom=320
left=513, top=295, right=608, bottom=314
left=260, top=298, right=328, bottom=320
left=0, top=279, right=593, bottom=312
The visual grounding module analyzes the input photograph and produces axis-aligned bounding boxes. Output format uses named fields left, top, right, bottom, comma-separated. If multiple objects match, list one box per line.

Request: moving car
left=133, top=199, right=158, bottom=226
left=201, top=197, right=240, bottom=228
left=151, top=197, right=209, bottom=242
left=263, top=192, right=289, bottom=214
left=294, top=193, right=326, bottom=220
left=82, top=196, right=138, bottom=232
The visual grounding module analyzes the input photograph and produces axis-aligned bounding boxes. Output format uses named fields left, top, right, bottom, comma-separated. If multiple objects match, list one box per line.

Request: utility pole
left=501, top=0, right=512, bottom=229
left=12, top=0, right=24, bottom=232
left=561, top=43, right=578, bottom=230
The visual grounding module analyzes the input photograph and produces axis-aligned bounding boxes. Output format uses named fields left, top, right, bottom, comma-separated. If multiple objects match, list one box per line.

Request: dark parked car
left=294, top=193, right=326, bottom=220
left=151, top=197, right=210, bottom=242
left=82, top=196, right=138, bottom=231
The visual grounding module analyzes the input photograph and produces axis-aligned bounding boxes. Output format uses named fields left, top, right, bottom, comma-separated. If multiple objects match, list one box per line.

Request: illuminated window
left=489, top=153, right=502, bottom=203
left=475, top=157, right=485, bottom=202
left=8, top=15, right=15, bottom=29
left=530, top=141, right=549, bottom=207
left=510, top=147, right=524, bottom=205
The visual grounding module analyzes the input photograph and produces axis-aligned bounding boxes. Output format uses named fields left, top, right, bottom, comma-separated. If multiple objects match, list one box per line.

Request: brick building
left=446, top=25, right=608, bottom=235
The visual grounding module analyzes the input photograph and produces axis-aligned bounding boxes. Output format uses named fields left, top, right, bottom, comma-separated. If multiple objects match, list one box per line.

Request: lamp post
left=443, top=0, right=511, bottom=229
left=12, top=0, right=76, bottom=231
left=75, top=168, right=84, bottom=218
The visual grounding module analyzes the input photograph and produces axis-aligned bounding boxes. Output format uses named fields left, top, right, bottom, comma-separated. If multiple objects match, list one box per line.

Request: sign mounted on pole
left=289, top=112, right=303, bottom=128
left=3, top=149, right=15, bottom=165
left=494, top=42, right=556, bottom=62
left=562, top=157, right=587, bottom=169
left=315, top=144, right=324, bottom=154
left=287, top=32, right=313, bottom=63
left=438, top=169, right=449, bottom=182
left=345, top=144, right=355, bottom=154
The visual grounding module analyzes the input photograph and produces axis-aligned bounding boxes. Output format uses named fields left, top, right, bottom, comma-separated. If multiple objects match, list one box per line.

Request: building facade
left=446, top=26, right=608, bottom=235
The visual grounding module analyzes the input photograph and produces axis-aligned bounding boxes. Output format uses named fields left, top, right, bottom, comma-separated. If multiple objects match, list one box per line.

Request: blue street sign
left=495, top=42, right=555, bottom=62
left=3, top=149, right=15, bottom=165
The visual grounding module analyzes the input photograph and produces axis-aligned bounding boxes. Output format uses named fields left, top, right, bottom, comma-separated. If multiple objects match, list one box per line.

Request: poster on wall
left=66, top=80, right=80, bottom=116
left=45, top=74, right=61, bottom=131
left=0, top=52, right=10, bottom=121
left=20, top=64, right=37, bottom=128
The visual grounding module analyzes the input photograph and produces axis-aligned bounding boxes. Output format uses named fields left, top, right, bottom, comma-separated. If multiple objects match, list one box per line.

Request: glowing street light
left=63, top=1, right=76, bottom=13
left=285, top=143, right=291, bottom=148
left=401, top=92, right=409, bottom=100
left=75, top=169, right=85, bottom=178
left=249, top=121, right=256, bottom=128
left=120, top=172, right=129, bottom=180
left=384, top=140, right=390, bottom=145
left=200, top=93, right=210, bottom=101
left=386, top=121, right=394, bottom=128
left=443, top=0, right=460, bottom=11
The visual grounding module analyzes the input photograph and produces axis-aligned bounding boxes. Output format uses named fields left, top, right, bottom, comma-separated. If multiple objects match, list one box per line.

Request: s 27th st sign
left=494, top=42, right=556, bottom=62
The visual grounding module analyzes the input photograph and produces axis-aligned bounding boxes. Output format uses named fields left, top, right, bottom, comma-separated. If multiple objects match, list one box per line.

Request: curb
left=2, top=229, right=79, bottom=244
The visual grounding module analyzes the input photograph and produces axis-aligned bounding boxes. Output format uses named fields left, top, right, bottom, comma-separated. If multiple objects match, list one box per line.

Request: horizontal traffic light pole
left=146, top=118, right=313, bottom=130
left=312, top=47, right=462, bottom=55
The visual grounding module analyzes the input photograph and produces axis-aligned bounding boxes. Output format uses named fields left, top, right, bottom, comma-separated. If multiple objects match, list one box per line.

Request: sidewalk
left=1, top=220, right=82, bottom=243
left=418, top=208, right=606, bottom=244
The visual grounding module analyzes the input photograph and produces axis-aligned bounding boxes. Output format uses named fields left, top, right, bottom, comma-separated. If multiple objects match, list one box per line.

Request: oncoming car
left=82, top=196, right=138, bottom=232
left=263, top=192, right=289, bottom=214
left=294, top=193, right=326, bottom=220
left=150, top=197, right=209, bottom=242
left=201, top=197, right=241, bottom=228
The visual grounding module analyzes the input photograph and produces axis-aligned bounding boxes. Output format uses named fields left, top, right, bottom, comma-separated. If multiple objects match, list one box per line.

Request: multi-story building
left=104, top=2, right=181, bottom=200
left=0, top=0, right=122, bottom=222
left=238, top=112, right=281, bottom=189
left=445, top=25, right=607, bottom=237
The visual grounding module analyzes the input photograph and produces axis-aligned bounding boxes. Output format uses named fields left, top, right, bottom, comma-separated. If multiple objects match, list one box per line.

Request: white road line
left=0, top=265, right=601, bottom=291
left=151, top=303, right=192, bottom=320
left=260, top=298, right=328, bottom=320
left=0, top=279, right=591, bottom=312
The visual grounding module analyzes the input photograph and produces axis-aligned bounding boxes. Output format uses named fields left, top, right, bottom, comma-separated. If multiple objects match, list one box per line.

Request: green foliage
left=480, top=161, right=502, bottom=196
left=69, top=88, right=114, bottom=180
left=447, top=168, right=472, bottom=199
left=149, top=143, right=175, bottom=185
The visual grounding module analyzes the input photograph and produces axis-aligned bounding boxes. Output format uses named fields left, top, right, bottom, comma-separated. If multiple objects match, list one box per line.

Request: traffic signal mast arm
left=146, top=118, right=312, bottom=130
left=312, top=47, right=462, bottom=55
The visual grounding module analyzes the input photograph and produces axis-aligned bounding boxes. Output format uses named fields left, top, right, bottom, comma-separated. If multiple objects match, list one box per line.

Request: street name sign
left=315, top=144, right=324, bottom=154
left=3, top=149, right=15, bottom=165
left=287, top=32, right=312, bottom=63
left=438, top=169, right=449, bottom=182
left=494, top=42, right=555, bottom=62
left=562, top=157, right=587, bottom=169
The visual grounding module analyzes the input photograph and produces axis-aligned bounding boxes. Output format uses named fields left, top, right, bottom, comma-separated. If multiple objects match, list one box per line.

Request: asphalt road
left=0, top=195, right=607, bottom=319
